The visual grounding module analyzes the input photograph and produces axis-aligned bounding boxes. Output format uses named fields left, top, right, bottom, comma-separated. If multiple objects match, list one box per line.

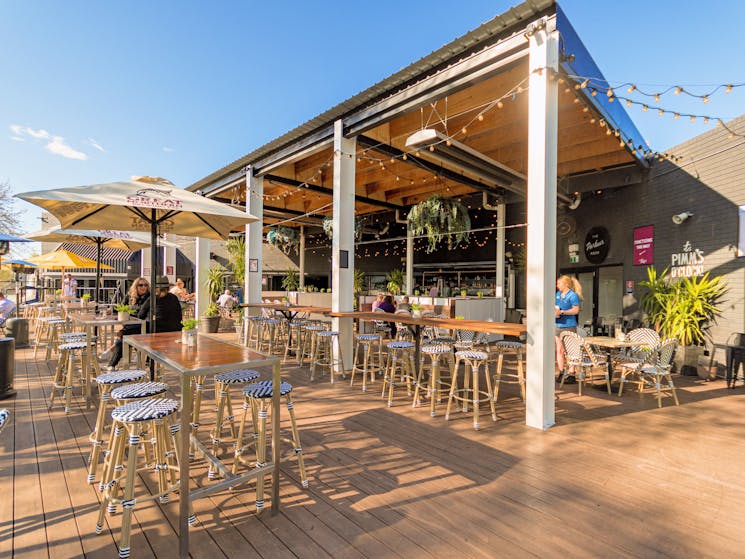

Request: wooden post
left=331, top=119, right=355, bottom=372
left=525, top=18, right=559, bottom=430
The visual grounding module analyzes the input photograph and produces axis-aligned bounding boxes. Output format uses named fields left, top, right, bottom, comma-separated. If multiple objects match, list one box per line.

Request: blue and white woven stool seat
left=215, top=369, right=261, bottom=384
left=422, top=344, right=452, bottom=355
left=455, top=350, right=488, bottom=360
left=111, top=382, right=169, bottom=400
left=303, top=324, right=324, bottom=332
left=356, top=334, right=381, bottom=341
left=0, top=409, right=9, bottom=433
left=111, top=398, right=179, bottom=423
left=59, top=332, right=86, bottom=340
left=45, top=317, right=66, bottom=324
left=387, top=341, right=414, bottom=349
left=58, top=341, right=88, bottom=351
left=262, top=318, right=281, bottom=325
left=494, top=341, right=524, bottom=350
left=317, top=330, right=339, bottom=337
left=95, top=370, right=147, bottom=385
left=243, top=380, right=293, bottom=399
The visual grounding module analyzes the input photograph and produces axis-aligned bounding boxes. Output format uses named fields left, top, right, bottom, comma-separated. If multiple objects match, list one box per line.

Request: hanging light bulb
left=626, top=99, right=632, bottom=107
left=461, top=127, right=467, bottom=135
left=658, top=108, right=665, bottom=116
left=654, top=93, right=660, bottom=102
left=477, top=114, right=484, bottom=122
left=674, top=86, right=682, bottom=95
left=689, top=115, right=696, bottom=122
left=726, top=84, right=733, bottom=94
left=674, top=113, right=680, bottom=119
left=627, top=84, right=636, bottom=93
left=703, top=117, right=710, bottom=124
left=702, top=95, right=709, bottom=103
left=591, top=89, right=598, bottom=96
left=497, top=100, right=504, bottom=109
left=642, top=104, right=648, bottom=112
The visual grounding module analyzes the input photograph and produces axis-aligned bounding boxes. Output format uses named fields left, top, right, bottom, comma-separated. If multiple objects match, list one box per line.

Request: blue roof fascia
left=556, top=4, right=648, bottom=166
left=0, top=233, right=32, bottom=242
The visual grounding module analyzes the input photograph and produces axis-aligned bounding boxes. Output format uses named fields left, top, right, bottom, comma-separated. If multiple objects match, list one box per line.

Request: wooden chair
left=559, top=331, right=610, bottom=395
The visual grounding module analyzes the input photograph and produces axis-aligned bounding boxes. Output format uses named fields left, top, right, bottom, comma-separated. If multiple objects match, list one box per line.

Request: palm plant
left=281, top=268, right=300, bottom=291
left=226, top=235, right=245, bottom=287
left=205, top=266, right=226, bottom=306
left=386, top=268, right=405, bottom=295
left=639, top=267, right=728, bottom=346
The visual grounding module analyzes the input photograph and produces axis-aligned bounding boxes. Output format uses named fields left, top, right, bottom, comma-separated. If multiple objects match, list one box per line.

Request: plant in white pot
left=640, top=267, right=728, bottom=375
left=114, top=303, right=135, bottom=322
left=81, top=293, right=91, bottom=307
left=181, top=318, right=198, bottom=346
left=200, top=266, right=225, bottom=333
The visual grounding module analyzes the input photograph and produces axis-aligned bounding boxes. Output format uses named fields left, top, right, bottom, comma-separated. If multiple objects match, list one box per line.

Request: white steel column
left=525, top=19, right=559, bottom=430
left=331, top=119, right=355, bottom=373
left=246, top=167, right=264, bottom=312
left=195, top=238, right=210, bottom=318
left=406, top=225, right=414, bottom=295
left=299, top=226, right=306, bottom=290
left=495, top=200, right=506, bottom=314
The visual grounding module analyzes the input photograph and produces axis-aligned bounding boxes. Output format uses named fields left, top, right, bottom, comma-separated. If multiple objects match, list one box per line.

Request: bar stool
left=350, top=333, right=383, bottom=392
left=414, top=343, right=454, bottom=416
left=95, top=398, right=188, bottom=559
left=310, top=330, right=345, bottom=382
left=234, top=380, right=308, bottom=512
left=49, top=340, right=95, bottom=414
left=35, top=316, right=66, bottom=359
left=246, top=316, right=264, bottom=350
left=208, top=368, right=261, bottom=480
left=489, top=341, right=526, bottom=402
left=87, top=369, right=148, bottom=485
left=283, top=320, right=306, bottom=364
left=300, top=323, right=325, bottom=365
left=100, top=382, right=171, bottom=494
left=258, top=318, right=283, bottom=355
left=446, top=349, right=497, bottom=430
left=381, top=341, right=416, bottom=407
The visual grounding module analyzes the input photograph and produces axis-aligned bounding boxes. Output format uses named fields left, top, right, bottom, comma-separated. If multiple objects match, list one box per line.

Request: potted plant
left=460, top=288, right=467, bottom=297
left=200, top=266, right=225, bottom=333
left=353, top=269, right=365, bottom=311
left=411, top=303, right=423, bottom=318
left=640, top=267, right=728, bottom=375
left=281, top=268, right=300, bottom=292
left=181, top=318, right=198, bottom=346
left=226, top=235, right=246, bottom=288
left=386, top=268, right=405, bottom=296
left=115, top=303, right=135, bottom=322
left=407, top=195, right=471, bottom=253
left=81, top=293, right=91, bottom=307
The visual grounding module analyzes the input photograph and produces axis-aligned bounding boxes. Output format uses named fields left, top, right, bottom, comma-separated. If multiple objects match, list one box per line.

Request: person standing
left=555, top=274, right=582, bottom=384
left=62, top=273, right=78, bottom=298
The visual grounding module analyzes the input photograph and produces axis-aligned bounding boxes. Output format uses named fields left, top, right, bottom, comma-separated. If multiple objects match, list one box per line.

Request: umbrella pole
left=150, top=212, right=158, bottom=334
left=95, top=240, right=103, bottom=305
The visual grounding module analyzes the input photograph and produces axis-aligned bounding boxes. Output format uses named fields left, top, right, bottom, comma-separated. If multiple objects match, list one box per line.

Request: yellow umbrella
left=27, top=249, right=115, bottom=271
left=27, top=249, right=115, bottom=297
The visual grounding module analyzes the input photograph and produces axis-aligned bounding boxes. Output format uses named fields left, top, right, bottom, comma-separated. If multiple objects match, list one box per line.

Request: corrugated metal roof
left=188, top=0, right=555, bottom=193
left=60, top=242, right=133, bottom=261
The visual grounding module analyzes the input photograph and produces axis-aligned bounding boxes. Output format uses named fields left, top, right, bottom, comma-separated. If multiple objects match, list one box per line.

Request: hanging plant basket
left=266, top=226, right=299, bottom=255
left=322, top=216, right=363, bottom=241
left=407, top=195, right=471, bottom=253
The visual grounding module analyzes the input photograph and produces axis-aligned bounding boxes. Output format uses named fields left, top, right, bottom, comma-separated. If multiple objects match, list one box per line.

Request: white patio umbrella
left=17, top=177, right=257, bottom=329
left=25, top=227, right=178, bottom=303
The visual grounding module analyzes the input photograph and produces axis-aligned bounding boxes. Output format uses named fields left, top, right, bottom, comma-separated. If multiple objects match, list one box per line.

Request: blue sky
left=2, top=1, right=744, bottom=257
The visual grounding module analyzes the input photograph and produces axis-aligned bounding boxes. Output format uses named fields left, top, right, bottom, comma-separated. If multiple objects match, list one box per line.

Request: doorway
left=562, top=265, right=624, bottom=335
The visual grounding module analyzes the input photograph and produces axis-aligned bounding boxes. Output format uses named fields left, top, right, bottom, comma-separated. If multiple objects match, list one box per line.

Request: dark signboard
left=584, top=226, right=610, bottom=264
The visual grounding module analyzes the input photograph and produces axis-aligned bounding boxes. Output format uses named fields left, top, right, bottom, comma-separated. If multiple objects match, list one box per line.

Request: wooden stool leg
left=88, top=385, right=112, bottom=484
left=445, top=356, right=460, bottom=421
left=254, top=399, right=268, bottom=514
left=285, top=394, right=308, bottom=488
left=209, top=382, right=228, bottom=479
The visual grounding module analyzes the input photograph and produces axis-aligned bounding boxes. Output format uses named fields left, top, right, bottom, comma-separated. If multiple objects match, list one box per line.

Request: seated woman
left=377, top=294, right=397, bottom=337
left=170, top=278, right=195, bottom=301
left=103, top=276, right=183, bottom=370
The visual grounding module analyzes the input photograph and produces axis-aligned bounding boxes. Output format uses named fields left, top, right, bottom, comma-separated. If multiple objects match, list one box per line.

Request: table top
left=69, top=312, right=145, bottom=327
left=329, top=311, right=526, bottom=337
left=584, top=336, right=644, bottom=349
left=241, top=302, right=331, bottom=313
left=125, top=331, right=279, bottom=376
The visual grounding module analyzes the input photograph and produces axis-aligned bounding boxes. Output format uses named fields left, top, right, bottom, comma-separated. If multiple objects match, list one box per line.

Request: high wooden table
left=329, top=311, right=526, bottom=370
left=124, top=332, right=281, bottom=559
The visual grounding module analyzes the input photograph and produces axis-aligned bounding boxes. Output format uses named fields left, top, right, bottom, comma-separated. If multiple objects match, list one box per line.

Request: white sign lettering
left=670, top=241, right=705, bottom=277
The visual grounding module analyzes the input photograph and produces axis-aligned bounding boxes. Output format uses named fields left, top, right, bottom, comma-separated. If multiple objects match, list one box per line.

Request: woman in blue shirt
left=555, top=275, right=582, bottom=383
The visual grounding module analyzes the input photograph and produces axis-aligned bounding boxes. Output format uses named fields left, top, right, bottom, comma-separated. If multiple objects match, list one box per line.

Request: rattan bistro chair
left=616, top=339, right=679, bottom=407
left=559, top=331, right=610, bottom=395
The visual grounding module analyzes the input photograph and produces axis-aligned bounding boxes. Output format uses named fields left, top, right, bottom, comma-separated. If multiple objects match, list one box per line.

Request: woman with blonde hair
left=555, top=274, right=582, bottom=384
left=100, top=277, right=151, bottom=369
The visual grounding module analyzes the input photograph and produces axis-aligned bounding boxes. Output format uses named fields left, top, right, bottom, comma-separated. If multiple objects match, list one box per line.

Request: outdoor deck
left=2, top=336, right=745, bottom=558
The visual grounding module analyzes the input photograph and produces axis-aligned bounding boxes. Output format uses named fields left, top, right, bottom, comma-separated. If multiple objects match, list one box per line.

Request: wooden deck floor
left=2, top=336, right=745, bottom=558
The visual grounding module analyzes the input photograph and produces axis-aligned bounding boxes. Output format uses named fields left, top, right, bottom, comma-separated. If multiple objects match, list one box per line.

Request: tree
left=0, top=181, right=22, bottom=234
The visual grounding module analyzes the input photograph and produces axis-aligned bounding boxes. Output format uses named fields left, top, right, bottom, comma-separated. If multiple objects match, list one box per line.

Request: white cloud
left=8, top=124, right=88, bottom=160
left=46, top=136, right=88, bottom=160
left=88, top=138, right=105, bottom=152
left=162, top=146, right=175, bottom=152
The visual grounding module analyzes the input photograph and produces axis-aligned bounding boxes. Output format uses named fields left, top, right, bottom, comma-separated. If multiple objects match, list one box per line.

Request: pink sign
left=633, top=225, right=654, bottom=265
